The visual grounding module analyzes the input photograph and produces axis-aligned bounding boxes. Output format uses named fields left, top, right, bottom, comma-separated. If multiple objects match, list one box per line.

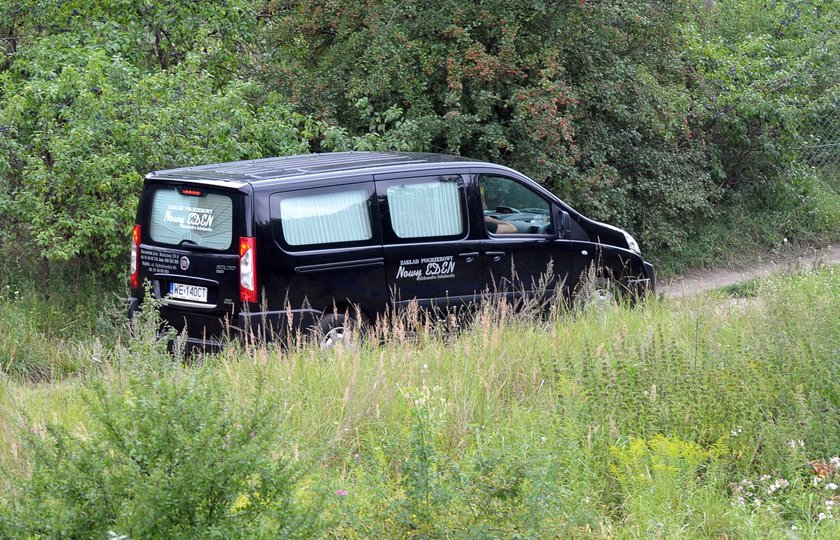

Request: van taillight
left=130, top=224, right=141, bottom=289
left=239, top=236, right=257, bottom=303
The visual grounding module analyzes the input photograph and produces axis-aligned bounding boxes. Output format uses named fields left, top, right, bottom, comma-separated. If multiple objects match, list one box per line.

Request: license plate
left=169, top=282, right=208, bottom=302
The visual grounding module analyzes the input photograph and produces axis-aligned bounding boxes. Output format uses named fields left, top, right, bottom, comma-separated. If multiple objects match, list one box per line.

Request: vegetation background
left=0, top=0, right=838, bottom=277
left=0, top=0, right=839, bottom=537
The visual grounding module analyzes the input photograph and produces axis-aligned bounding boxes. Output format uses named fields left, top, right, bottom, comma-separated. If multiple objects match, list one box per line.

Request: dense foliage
left=0, top=0, right=837, bottom=272
left=267, top=0, right=714, bottom=251
left=3, top=374, right=316, bottom=537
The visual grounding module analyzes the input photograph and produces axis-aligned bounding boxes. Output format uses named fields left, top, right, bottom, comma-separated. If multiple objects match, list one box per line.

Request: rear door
left=137, top=180, right=249, bottom=338
left=376, top=172, right=485, bottom=310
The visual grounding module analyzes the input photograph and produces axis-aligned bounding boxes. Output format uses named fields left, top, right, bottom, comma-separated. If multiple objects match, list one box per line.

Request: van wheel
left=317, top=313, right=363, bottom=350
left=576, top=277, right=618, bottom=312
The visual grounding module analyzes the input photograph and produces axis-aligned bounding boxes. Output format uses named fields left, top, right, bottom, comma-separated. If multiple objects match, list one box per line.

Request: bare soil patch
left=661, top=245, right=840, bottom=298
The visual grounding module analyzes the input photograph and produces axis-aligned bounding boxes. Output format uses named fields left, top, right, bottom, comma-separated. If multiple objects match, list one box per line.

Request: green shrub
left=0, top=39, right=322, bottom=272
left=264, top=0, right=717, bottom=255
left=3, top=369, right=319, bottom=538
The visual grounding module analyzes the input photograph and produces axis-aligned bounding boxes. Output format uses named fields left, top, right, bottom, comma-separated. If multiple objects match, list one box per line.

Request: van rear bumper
left=171, top=308, right=323, bottom=352
left=130, top=298, right=324, bottom=352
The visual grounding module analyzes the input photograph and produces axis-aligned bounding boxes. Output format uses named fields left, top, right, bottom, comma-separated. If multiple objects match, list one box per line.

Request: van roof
left=146, top=152, right=483, bottom=184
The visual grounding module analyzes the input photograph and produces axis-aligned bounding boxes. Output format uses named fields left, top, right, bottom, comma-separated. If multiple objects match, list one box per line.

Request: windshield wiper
left=178, top=239, right=215, bottom=251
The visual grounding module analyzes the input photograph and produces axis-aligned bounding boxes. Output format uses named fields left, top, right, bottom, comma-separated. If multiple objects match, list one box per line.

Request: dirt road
left=660, top=244, right=840, bottom=297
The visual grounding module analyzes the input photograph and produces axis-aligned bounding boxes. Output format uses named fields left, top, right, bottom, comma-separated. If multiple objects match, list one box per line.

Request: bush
left=0, top=36, right=319, bottom=272
left=263, top=0, right=716, bottom=254
left=681, top=0, right=839, bottom=192
left=3, top=368, right=319, bottom=538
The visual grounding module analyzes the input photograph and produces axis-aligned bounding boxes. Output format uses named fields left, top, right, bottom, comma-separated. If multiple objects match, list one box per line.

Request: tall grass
left=1, top=267, right=839, bottom=537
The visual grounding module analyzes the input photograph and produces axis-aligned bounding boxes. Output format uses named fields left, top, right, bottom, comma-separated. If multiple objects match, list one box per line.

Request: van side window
left=276, top=188, right=373, bottom=247
left=386, top=176, right=465, bottom=239
left=479, top=175, right=553, bottom=236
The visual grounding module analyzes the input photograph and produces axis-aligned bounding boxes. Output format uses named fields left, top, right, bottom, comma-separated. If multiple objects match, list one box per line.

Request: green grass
left=718, top=278, right=761, bottom=298
left=1, top=266, right=839, bottom=537
left=0, top=260, right=125, bottom=381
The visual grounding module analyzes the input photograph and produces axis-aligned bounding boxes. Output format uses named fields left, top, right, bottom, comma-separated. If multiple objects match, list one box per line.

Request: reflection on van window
left=280, top=189, right=372, bottom=246
left=480, top=175, right=552, bottom=235
left=150, top=188, right=233, bottom=250
left=387, top=178, right=464, bottom=239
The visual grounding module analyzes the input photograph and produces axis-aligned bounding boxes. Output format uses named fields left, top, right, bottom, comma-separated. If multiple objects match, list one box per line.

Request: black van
left=128, top=152, right=654, bottom=349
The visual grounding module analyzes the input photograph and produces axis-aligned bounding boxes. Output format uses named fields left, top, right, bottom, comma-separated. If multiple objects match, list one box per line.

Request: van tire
left=317, top=313, right=364, bottom=350
left=575, top=276, right=618, bottom=312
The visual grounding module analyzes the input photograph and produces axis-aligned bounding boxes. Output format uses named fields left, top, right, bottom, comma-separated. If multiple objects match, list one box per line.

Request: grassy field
left=0, top=267, right=839, bottom=538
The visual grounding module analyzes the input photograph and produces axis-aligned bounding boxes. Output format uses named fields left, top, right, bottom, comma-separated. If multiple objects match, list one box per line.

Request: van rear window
left=149, top=187, right=233, bottom=250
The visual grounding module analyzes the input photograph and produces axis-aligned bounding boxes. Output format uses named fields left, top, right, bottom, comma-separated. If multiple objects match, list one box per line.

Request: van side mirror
left=553, top=206, right=571, bottom=239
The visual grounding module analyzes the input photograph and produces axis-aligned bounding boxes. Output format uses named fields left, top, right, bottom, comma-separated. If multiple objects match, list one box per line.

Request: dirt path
left=661, top=244, right=840, bottom=297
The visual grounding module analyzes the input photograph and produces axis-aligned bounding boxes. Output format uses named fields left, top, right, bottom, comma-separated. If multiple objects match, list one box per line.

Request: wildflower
left=761, top=474, right=771, bottom=482
left=830, top=456, right=840, bottom=468
left=817, top=512, right=826, bottom=521
left=813, top=476, right=822, bottom=486
left=335, top=489, right=348, bottom=497
left=827, top=483, right=838, bottom=491
left=791, top=525, right=798, bottom=530
left=810, top=461, right=834, bottom=477
left=753, top=498, right=762, bottom=507
left=826, top=500, right=836, bottom=508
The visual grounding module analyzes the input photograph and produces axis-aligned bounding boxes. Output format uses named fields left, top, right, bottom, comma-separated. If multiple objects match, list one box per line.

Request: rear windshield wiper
left=178, top=239, right=216, bottom=251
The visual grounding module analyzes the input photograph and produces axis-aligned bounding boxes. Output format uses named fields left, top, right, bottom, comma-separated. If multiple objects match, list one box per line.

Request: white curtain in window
left=388, top=180, right=463, bottom=238
left=280, top=189, right=372, bottom=246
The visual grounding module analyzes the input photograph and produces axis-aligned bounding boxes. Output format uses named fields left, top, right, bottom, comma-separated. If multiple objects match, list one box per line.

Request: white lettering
left=164, top=209, right=184, bottom=226
left=162, top=206, right=215, bottom=232
left=396, top=266, right=423, bottom=279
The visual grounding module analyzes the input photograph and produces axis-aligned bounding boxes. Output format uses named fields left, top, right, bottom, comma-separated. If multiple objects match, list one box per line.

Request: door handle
left=458, top=251, right=479, bottom=262
left=485, top=251, right=506, bottom=262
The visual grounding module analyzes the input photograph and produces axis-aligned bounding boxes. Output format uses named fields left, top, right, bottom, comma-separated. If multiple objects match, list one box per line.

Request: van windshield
left=149, top=187, right=233, bottom=250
